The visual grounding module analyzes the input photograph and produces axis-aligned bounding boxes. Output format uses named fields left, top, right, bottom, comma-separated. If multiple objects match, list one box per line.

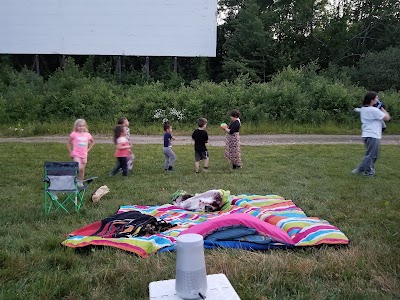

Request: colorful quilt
left=62, top=194, right=349, bottom=258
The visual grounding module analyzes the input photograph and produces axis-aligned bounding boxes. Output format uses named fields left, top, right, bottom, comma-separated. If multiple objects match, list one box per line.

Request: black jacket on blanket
left=92, top=211, right=172, bottom=238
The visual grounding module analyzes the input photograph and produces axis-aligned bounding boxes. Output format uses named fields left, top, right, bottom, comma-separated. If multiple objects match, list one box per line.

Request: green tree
left=322, top=0, right=400, bottom=67
left=355, top=47, right=400, bottom=91
left=267, top=0, right=330, bottom=68
left=222, top=0, right=272, bottom=82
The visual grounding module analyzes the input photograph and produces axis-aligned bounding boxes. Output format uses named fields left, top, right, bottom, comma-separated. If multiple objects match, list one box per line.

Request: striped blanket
left=62, top=193, right=349, bottom=258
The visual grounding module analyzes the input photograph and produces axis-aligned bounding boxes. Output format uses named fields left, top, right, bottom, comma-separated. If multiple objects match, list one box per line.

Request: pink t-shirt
left=70, top=132, right=93, bottom=158
left=114, top=136, right=131, bottom=157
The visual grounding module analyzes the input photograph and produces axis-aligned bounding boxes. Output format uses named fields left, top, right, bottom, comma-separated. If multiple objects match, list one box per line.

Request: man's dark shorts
left=195, top=151, right=209, bottom=162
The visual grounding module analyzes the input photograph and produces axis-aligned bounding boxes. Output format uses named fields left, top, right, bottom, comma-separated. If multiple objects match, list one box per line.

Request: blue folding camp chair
left=43, top=162, right=97, bottom=214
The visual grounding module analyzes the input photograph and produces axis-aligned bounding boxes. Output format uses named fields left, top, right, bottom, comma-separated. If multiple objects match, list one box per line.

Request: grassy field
left=0, top=142, right=399, bottom=299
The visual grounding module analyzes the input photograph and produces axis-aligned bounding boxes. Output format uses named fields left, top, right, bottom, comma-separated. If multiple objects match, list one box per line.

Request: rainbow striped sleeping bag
left=62, top=193, right=349, bottom=258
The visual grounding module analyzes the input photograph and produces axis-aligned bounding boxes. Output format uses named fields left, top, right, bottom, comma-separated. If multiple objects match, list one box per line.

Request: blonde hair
left=73, top=119, right=88, bottom=132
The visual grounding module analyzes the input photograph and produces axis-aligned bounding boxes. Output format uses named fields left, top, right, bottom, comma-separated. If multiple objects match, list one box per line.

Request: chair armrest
left=43, top=177, right=50, bottom=183
left=83, top=177, right=98, bottom=184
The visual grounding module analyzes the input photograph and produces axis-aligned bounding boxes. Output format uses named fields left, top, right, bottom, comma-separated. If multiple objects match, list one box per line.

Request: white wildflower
left=153, top=107, right=185, bottom=122
left=153, top=109, right=166, bottom=119
left=169, top=108, right=185, bottom=120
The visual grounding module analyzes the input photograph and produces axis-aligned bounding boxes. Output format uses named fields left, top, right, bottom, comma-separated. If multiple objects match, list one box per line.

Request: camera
left=374, top=99, right=387, bottom=132
left=375, top=99, right=385, bottom=109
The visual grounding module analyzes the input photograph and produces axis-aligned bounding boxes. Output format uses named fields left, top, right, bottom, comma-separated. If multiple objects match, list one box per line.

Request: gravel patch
left=1, top=134, right=399, bottom=146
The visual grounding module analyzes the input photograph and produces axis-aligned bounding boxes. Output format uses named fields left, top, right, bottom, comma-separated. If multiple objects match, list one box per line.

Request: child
left=191, top=118, right=209, bottom=173
left=117, top=117, right=135, bottom=171
left=67, top=119, right=95, bottom=187
left=109, top=125, right=131, bottom=176
left=221, top=109, right=241, bottom=169
left=352, top=91, right=391, bottom=176
left=163, top=122, right=176, bottom=172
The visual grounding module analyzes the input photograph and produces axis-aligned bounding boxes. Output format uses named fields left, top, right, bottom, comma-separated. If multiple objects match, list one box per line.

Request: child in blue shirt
left=163, top=122, right=176, bottom=172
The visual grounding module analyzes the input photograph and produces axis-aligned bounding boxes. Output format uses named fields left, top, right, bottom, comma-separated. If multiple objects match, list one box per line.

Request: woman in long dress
left=221, top=109, right=241, bottom=169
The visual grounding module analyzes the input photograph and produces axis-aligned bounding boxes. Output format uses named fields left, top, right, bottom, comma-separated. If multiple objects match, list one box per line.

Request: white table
left=149, top=273, right=240, bottom=300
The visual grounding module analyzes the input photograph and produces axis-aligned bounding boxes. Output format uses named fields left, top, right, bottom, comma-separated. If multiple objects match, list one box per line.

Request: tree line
left=1, top=0, right=399, bottom=92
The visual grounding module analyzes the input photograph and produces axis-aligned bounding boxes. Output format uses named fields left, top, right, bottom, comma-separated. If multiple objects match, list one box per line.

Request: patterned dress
left=224, top=119, right=241, bottom=166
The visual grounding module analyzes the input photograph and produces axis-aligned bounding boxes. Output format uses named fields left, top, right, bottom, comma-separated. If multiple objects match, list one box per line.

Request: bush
left=2, top=68, right=44, bottom=122
left=0, top=59, right=398, bottom=128
left=42, top=59, right=121, bottom=122
left=355, top=47, right=400, bottom=91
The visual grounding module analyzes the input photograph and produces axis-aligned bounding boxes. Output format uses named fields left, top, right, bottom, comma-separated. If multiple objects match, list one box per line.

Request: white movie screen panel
left=0, top=0, right=217, bottom=57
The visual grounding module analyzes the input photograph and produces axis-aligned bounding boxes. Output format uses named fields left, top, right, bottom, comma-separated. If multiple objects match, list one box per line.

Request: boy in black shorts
left=191, top=118, right=209, bottom=173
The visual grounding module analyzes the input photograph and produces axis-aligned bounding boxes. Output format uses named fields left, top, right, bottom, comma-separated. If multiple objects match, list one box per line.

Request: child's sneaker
left=362, top=172, right=374, bottom=177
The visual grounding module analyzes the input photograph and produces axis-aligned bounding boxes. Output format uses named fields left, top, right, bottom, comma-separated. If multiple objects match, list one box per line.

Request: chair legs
left=77, top=188, right=87, bottom=210
left=44, top=190, right=84, bottom=214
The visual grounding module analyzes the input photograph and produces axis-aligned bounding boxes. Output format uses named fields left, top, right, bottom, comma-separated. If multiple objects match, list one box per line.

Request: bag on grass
left=91, top=185, right=110, bottom=203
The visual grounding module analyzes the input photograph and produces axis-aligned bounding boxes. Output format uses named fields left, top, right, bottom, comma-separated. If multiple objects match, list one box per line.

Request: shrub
left=355, top=47, right=400, bottom=91
left=0, top=59, right=398, bottom=128
left=2, top=68, right=44, bottom=122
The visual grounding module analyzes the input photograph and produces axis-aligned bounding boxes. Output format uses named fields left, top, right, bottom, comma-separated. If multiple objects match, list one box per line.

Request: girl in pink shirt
left=67, top=119, right=95, bottom=186
left=109, top=125, right=131, bottom=176
left=117, top=117, right=135, bottom=171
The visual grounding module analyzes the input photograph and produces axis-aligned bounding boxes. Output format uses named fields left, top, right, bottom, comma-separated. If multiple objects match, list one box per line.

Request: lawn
left=0, top=142, right=399, bottom=299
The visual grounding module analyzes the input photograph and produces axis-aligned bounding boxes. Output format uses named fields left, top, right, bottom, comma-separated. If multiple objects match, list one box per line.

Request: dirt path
left=1, top=134, right=399, bottom=146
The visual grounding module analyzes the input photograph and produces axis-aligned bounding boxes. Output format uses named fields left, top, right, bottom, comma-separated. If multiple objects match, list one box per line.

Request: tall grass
left=0, top=142, right=399, bottom=299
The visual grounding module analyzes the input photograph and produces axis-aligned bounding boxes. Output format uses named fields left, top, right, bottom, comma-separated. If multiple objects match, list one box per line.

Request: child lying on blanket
left=172, top=189, right=225, bottom=212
